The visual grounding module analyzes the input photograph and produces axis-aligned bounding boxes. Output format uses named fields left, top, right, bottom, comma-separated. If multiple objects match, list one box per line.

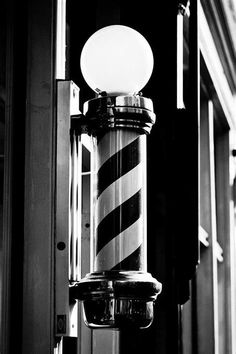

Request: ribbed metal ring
left=71, top=270, right=162, bottom=301
left=81, top=95, right=156, bottom=135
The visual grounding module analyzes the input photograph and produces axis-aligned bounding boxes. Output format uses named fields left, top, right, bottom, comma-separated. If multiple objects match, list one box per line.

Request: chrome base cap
left=71, top=271, right=162, bottom=329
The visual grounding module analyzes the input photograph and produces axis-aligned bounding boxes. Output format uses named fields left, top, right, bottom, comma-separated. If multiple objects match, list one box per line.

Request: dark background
left=66, top=1, right=199, bottom=353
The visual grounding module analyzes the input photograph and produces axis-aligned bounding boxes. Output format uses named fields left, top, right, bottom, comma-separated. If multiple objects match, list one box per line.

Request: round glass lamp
left=80, top=24, right=154, bottom=96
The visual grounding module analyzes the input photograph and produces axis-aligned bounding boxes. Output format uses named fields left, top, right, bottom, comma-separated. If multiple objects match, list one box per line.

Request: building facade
left=1, top=0, right=236, bottom=353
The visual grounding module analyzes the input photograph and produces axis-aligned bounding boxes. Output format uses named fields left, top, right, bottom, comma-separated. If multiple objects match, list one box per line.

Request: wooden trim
left=200, top=0, right=236, bottom=93
left=22, top=0, right=56, bottom=352
left=199, top=3, right=236, bottom=130
left=2, top=1, right=28, bottom=351
left=196, top=98, right=216, bottom=353
left=1, top=4, right=14, bottom=352
left=208, top=100, right=220, bottom=354
left=56, top=0, right=66, bottom=79
left=229, top=131, right=236, bottom=354
left=215, top=128, right=232, bottom=352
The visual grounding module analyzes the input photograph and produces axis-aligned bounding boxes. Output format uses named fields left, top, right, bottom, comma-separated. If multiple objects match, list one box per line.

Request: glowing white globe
left=80, top=25, right=154, bottom=96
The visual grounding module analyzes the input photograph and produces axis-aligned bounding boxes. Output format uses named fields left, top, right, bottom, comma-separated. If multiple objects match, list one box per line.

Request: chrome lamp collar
left=81, top=94, right=156, bottom=135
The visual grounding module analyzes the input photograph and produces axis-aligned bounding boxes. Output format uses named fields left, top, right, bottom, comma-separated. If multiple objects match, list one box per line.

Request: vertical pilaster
left=23, top=0, right=56, bottom=352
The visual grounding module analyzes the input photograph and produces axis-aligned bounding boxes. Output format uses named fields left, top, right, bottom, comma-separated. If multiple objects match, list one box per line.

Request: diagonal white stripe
left=95, top=219, right=143, bottom=271
left=97, top=131, right=139, bottom=169
left=96, top=163, right=143, bottom=226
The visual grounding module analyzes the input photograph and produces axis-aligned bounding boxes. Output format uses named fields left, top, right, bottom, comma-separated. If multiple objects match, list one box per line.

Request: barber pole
left=94, top=130, right=147, bottom=272
left=72, top=95, right=162, bottom=329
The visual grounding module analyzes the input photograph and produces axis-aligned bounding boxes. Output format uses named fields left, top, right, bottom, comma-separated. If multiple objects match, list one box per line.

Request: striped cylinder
left=92, top=129, right=147, bottom=272
left=72, top=95, right=162, bottom=329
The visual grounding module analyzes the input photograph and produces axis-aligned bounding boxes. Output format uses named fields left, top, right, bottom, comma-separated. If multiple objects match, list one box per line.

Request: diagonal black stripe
left=96, top=190, right=141, bottom=255
left=112, top=246, right=142, bottom=271
left=97, top=137, right=140, bottom=197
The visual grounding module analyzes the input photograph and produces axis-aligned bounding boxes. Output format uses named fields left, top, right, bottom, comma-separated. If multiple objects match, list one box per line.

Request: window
left=182, top=3, right=236, bottom=351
